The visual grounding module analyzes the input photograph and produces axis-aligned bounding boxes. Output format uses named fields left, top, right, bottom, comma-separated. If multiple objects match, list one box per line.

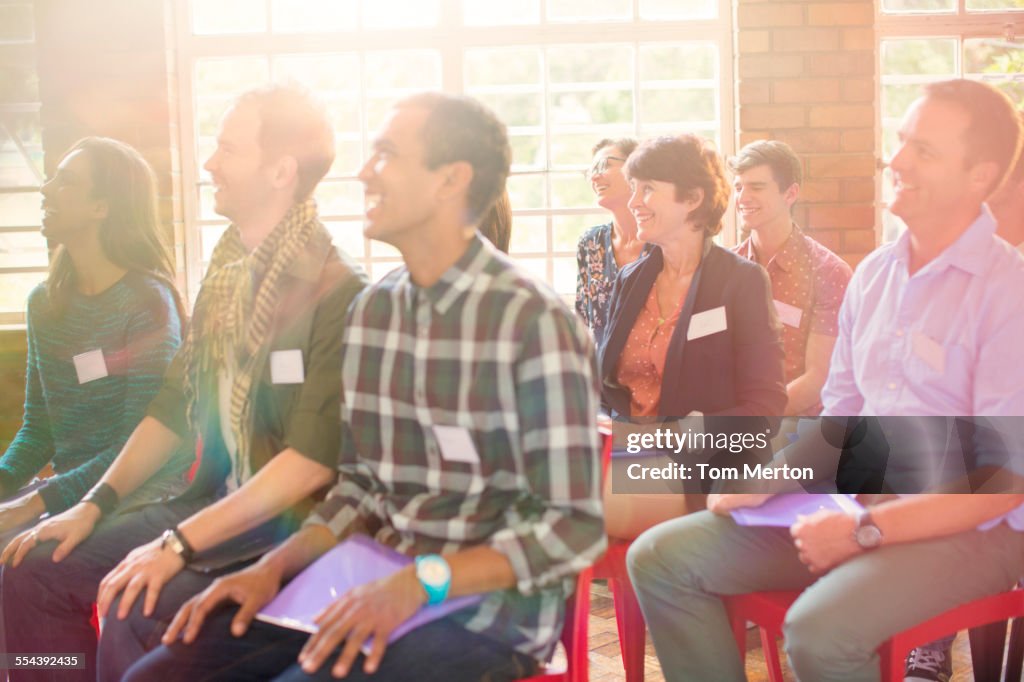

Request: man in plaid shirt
left=120, top=93, right=607, bottom=682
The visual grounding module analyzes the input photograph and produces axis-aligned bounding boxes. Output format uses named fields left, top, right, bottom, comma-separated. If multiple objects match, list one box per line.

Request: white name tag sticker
left=686, top=306, right=728, bottom=341
left=73, top=349, right=108, bottom=384
left=912, top=332, right=946, bottom=374
left=270, top=349, right=305, bottom=384
left=433, top=425, right=481, bottom=464
left=773, top=299, right=804, bottom=329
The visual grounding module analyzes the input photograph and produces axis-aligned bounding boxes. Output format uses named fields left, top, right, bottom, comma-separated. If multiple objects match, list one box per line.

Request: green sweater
left=0, top=273, right=183, bottom=513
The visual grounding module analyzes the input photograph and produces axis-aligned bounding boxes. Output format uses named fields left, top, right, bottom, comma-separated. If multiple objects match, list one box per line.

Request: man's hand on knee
left=163, top=561, right=285, bottom=645
left=97, top=537, right=185, bottom=620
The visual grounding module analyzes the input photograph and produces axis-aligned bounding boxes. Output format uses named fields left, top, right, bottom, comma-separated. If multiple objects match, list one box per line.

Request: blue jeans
left=122, top=608, right=538, bottom=682
left=1, top=496, right=211, bottom=682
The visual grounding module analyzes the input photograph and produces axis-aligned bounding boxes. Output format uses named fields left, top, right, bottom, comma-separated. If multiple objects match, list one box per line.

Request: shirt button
left=887, top=382, right=897, bottom=390
left=416, top=388, right=426, bottom=401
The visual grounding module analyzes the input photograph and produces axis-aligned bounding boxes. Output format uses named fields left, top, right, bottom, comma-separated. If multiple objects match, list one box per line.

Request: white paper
left=270, top=349, right=305, bottom=384
left=686, top=306, right=728, bottom=341
left=73, top=349, right=108, bottom=384
left=773, top=299, right=804, bottom=329
left=433, top=425, right=481, bottom=464
left=911, top=332, right=946, bottom=374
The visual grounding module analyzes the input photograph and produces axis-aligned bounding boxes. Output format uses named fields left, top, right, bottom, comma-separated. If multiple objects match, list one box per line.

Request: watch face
left=162, top=529, right=184, bottom=556
left=856, top=525, right=882, bottom=548
left=417, top=556, right=451, bottom=588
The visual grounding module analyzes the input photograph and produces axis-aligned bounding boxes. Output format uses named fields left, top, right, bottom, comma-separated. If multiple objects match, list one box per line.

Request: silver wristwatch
left=160, top=527, right=196, bottom=563
left=853, top=509, right=883, bottom=549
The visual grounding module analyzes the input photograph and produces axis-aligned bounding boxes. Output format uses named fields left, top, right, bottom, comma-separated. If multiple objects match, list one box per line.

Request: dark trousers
left=123, top=607, right=538, bottom=682
left=1, top=496, right=210, bottom=682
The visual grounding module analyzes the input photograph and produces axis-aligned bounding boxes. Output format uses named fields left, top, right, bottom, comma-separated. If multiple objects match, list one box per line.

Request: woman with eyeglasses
left=575, top=138, right=646, bottom=339
left=0, top=138, right=191, bottom=541
left=598, top=134, right=786, bottom=539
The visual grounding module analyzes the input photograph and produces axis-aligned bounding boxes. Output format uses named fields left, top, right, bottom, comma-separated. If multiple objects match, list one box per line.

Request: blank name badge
left=73, top=349, right=108, bottom=384
left=270, top=349, right=305, bottom=384
left=432, top=425, right=481, bottom=464
left=686, top=306, right=727, bottom=341
left=773, top=300, right=804, bottom=329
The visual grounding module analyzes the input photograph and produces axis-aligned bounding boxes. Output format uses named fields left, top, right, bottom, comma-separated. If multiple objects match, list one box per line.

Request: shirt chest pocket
left=905, top=340, right=974, bottom=410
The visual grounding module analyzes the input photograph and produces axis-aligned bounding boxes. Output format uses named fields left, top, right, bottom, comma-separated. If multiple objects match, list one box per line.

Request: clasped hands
left=708, top=493, right=863, bottom=574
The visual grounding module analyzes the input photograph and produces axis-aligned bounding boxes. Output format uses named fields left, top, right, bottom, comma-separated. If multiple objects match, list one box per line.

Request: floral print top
left=575, top=223, right=619, bottom=340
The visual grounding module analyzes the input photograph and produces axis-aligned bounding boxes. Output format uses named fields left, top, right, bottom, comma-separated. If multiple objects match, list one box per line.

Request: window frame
left=172, top=0, right=736, bottom=303
left=0, top=0, right=46, bottom=327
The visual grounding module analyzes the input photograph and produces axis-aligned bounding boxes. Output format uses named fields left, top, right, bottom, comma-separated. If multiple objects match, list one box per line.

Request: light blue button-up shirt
left=821, top=208, right=1024, bottom=529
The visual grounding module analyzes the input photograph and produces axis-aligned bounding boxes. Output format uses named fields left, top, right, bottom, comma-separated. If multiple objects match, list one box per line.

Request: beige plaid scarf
left=182, top=199, right=323, bottom=486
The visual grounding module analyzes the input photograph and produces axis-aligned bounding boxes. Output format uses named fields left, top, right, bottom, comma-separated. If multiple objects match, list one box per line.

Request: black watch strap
left=162, top=527, right=197, bottom=564
left=81, top=483, right=120, bottom=517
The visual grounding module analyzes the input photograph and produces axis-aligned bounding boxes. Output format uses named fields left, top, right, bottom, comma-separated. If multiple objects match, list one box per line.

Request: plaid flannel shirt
left=306, top=235, right=606, bottom=661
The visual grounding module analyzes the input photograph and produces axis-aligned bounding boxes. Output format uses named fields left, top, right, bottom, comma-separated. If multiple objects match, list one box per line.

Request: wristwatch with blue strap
left=414, top=554, right=452, bottom=606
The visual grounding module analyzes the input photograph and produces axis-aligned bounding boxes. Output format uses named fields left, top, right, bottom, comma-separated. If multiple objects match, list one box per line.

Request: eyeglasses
left=583, top=156, right=627, bottom=180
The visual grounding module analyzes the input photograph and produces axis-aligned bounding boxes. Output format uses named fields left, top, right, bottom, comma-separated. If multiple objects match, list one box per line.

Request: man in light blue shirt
left=626, top=78, right=1024, bottom=682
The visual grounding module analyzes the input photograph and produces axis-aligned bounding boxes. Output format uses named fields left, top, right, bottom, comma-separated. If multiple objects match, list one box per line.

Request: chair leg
left=969, top=622, right=1008, bottom=682
left=1005, top=617, right=1024, bottom=682
left=610, top=577, right=646, bottom=682
left=759, top=627, right=785, bottom=682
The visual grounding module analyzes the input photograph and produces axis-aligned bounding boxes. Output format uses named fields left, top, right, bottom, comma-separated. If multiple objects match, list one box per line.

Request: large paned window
left=176, top=0, right=734, bottom=300
left=0, top=0, right=46, bottom=326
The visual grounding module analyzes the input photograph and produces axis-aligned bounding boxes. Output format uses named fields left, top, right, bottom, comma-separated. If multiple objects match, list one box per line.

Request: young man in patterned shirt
left=118, top=93, right=607, bottom=682
left=731, top=140, right=852, bottom=417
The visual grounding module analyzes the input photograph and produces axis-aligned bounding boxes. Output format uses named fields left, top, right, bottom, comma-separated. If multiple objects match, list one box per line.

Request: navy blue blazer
left=597, top=241, right=786, bottom=419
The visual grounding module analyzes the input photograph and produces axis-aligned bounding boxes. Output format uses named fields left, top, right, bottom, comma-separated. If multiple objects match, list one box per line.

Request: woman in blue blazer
left=597, top=134, right=786, bottom=538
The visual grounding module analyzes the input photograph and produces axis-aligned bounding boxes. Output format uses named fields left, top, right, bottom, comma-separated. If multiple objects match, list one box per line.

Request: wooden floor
left=583, top=580, right=982, bottom=682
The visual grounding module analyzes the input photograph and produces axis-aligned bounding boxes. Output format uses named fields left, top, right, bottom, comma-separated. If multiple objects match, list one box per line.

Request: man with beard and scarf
left=0, top=83, right=366, bottom=682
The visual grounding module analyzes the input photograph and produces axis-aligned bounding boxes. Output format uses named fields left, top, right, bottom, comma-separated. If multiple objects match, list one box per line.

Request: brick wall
left=735, top=0, right=877, bottom=268
left=33, top=0, right=184, bottom=280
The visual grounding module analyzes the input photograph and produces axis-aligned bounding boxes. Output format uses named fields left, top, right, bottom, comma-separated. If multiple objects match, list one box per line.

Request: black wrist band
left=81, top=483, right=120, bottom=517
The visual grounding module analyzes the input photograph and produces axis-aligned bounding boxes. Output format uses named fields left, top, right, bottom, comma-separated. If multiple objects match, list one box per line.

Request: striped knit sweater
left=0, top=273, right=183, bottom=513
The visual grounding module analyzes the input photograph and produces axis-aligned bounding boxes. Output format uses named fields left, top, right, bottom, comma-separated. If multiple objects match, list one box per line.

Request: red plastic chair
left=591, top=426, right=647, bottom=682
left=723, top=586, right=1024, bottom=681
left=593, top=542, right=646, bottom=682
left=518, top=567, right=593, bottom=682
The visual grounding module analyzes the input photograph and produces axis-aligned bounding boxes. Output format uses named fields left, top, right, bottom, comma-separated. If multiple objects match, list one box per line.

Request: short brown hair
left=922, top=79, right=1022, bottom=194
left=395, top=92, right=511, bottom=225
left=236, top=83, right=336, bottom=201
left=592, top=137, right=638, bottom=158
left=729, top=139, right=802, bottom=190
left=625, top=134, right=730, bottom=238
left=478, top=189, right=512, bottom=253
